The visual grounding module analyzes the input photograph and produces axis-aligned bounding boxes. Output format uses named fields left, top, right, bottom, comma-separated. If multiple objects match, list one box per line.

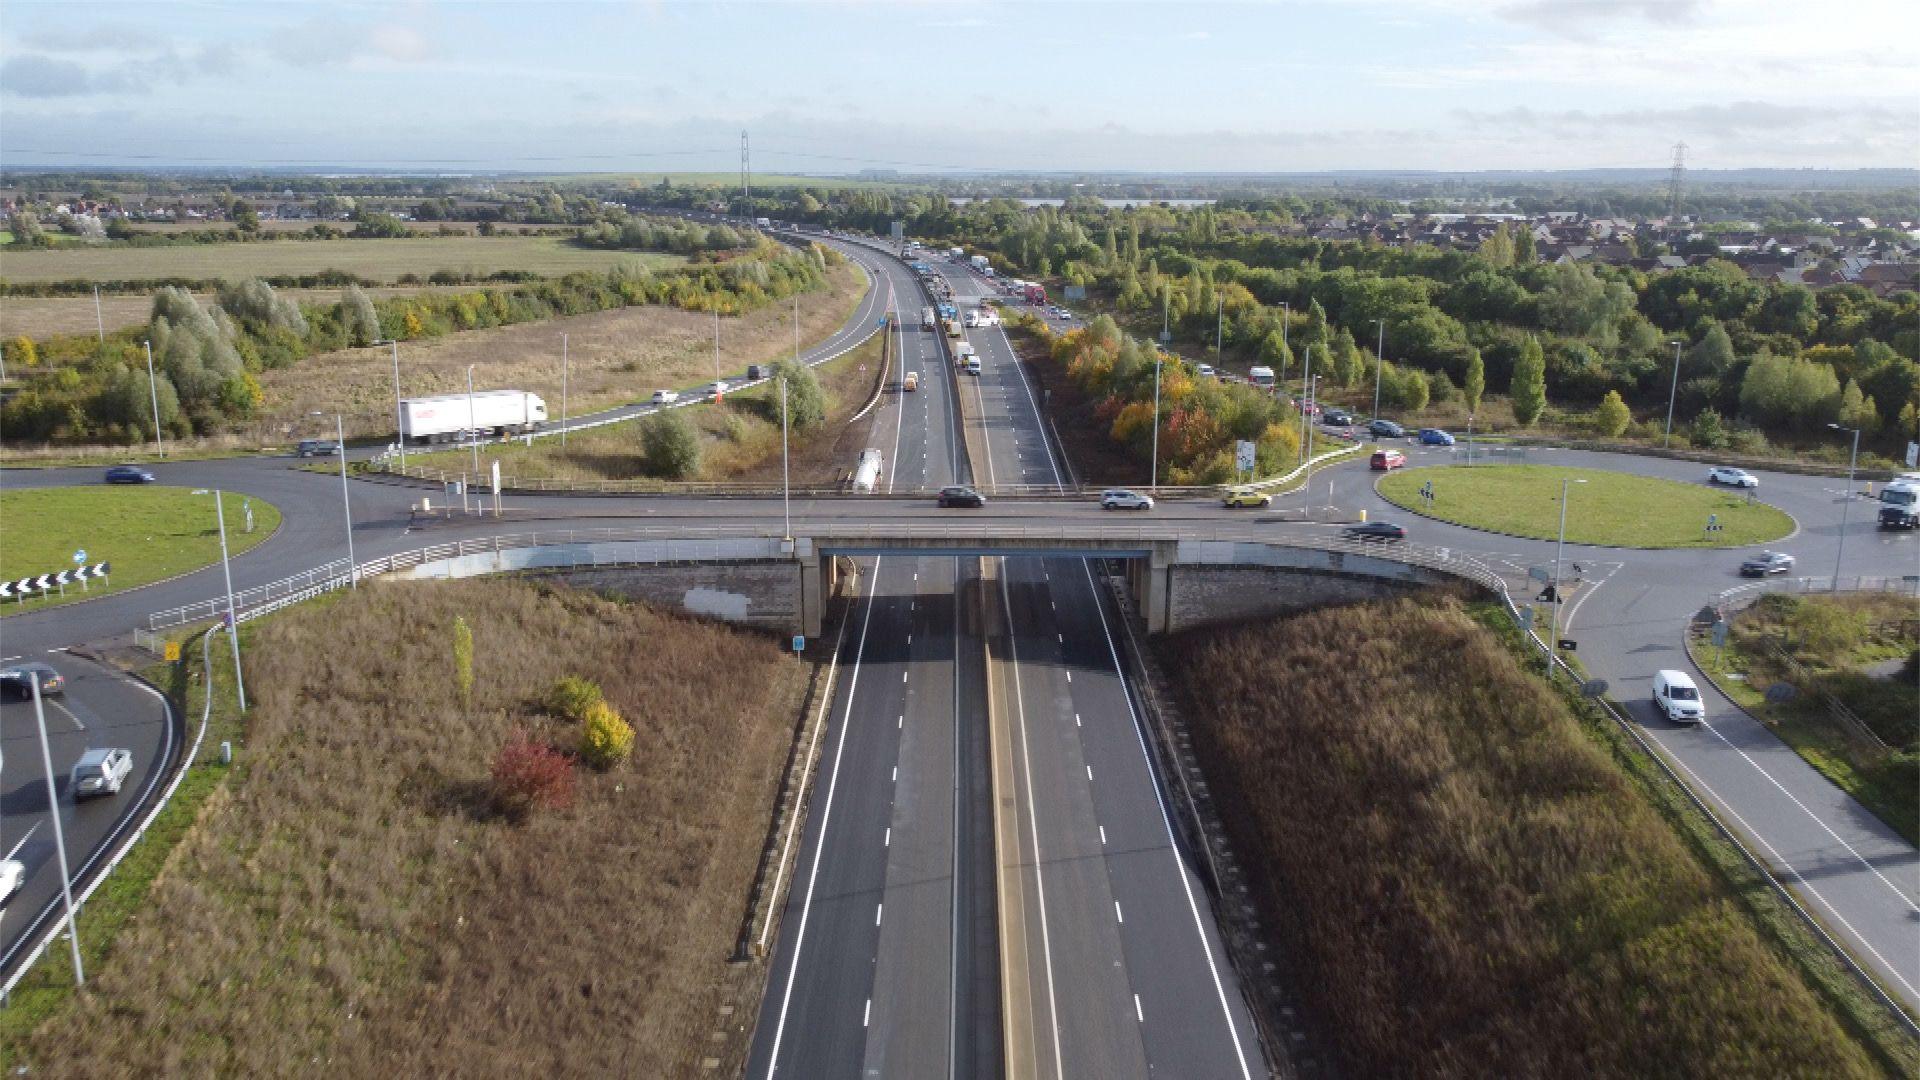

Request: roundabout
left=1375, top=463, right=1796, bottom=548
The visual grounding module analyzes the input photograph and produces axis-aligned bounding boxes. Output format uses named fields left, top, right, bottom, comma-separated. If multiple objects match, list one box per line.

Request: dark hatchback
left=937, top=485, right=987, bottom=508
left=1739, top=551, right=1795, bottom=577
left=0, top=662, right=65, bottom=700
left=104, top=465, right=156, bottom=484
left=1345, top=521, right=1408, bottom=541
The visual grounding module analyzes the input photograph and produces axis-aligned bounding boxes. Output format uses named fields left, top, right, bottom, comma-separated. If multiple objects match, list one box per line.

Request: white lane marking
left=885, top=827, right=891, bottom=847
left=1075, top=713, right=1082, bottom=728
left=50, top=700, right=86, bottom=732
left=1115, top=901, right=1124, bottom=924
left=0, top=655, right=19, bottom=664
left=1135, top=994, right=1144, bottom=1024
left=1064, top=671, right=1071, bottom=684
left=3, top=824, right=40, bottom=862
left=1057, top=633, right=1064, bottom=645
left=898, top=715, right=904, bottom=729
left=1099, top=825, right=1108, bottom=846
left=892, top=766, right=897, bottom=783
left=1086, top=765, right=1094, bottom=782
left=762, top=556, right=885, bottom=1078
left=907, top=634, right=912, bottom=646
left=902, top=671, right=909, bottom=684
left=999, top=568, right=1066, bottom=1080
left=864, top=998, right=872, bottom=1028
left=1078, top=559, right=1256, bottom=1078
left=876, top=903, right=884, bottom=927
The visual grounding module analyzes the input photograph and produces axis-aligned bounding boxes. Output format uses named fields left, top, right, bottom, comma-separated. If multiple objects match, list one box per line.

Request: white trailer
left=851, top=448, right=883, bottom=493
left=400, top=390, right=547, bottom=444
left=969, top=254, right=991, bottom=272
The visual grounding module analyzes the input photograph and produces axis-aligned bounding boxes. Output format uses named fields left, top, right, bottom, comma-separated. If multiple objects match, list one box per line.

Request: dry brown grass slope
left=1163, top=595, right=1884, bottom=1079
left=13, top=579, right=806, bottom=1077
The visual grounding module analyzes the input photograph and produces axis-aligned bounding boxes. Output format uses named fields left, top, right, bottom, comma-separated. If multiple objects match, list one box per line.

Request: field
left=3, top=578, right=809, bottom=1075
left=0, top=284, right=469, bottom=341
left=1377, top=463, right=1796, bottom=547
left=0, top=236, right=679, bottom=285
left=406, top=327, right=886, bottom=485
left=1694, top=590, right=1919, bottom=843
left=0, top=486, right=279, bottom=613
left=268, top=260, right=865, bottom=440
left=1161, top=595, right=1894, bottom=1077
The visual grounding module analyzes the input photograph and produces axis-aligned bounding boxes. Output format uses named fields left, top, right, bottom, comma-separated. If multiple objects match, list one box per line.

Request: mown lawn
left=0, top=486, right=279, bottom=613
left=1378, top=464, right=1795, bottom=547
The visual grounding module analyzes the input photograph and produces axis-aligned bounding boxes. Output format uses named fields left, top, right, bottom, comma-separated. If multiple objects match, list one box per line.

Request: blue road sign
left=73, top=548, right=87, bottom=564
left=792, top=635, right=805, bottom=653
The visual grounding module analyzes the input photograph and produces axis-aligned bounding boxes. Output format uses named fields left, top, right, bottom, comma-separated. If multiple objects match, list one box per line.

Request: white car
left=651, top=389, right=680, bottom=405
left=1706, top=466, right=1757, bottom=488
left=0, top=859, right=23, bottom=909
left=1100, top=488, right=1155, bottom=511
left=1197, top=364, right=1216, bottom=378
left=710, top=380, right=729, bottom=397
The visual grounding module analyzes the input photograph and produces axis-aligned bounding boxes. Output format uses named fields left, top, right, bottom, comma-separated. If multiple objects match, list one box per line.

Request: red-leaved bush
left=490, top=729, right=576, bottom=820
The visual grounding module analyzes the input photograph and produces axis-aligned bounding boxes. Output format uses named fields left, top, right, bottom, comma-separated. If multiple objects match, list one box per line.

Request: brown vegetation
left=13, top=579, right=807, bottom=1076
left=1162, top=595, right=1883, bottom=1078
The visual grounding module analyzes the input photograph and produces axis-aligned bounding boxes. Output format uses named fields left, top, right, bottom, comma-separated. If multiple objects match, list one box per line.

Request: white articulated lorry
left=399, top=390, right=547, bottom=445
left=851, top=448, right=883, bottom=493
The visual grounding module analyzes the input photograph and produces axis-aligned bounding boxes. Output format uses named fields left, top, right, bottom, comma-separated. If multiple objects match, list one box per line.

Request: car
left=1370, top=448, right=1408, bottom=470
left=1740, top=551, right=1796, bottom=577
left=1707, top=466, right=1758, bottom=488
left=69, top=747, right=134, bottom=800
left=1196, top=363, right=1216, bottom=379
left=296, top=438, right=341, bottom=458
left=0, top=662, right=65, bottom=701
left=1653, top=669, right=1704, bottom=723
left=1366, top=419, right=1404, bottom=438
left=710, top=380, right=729, bottom=397
left=937, top=485, right=986, bottom=508
left=0, top=859, right=23, bottom=910
left=902, top=371, right=920, bottom=392
left=1101, top=488, right=1154, bottom=511
left=1344, top=521, right=1407, bottom=541
left=104, top=465, right=155, bottom=484
left=1418, top=428, right=1456, bottom=446
left=1295, top=400, right=1321, bottom=416
left=1323, top=409, right=1355, bottom=426
left=1223, top=487, right=1272, bottom=509
left=651, top=389, right=679, bottom=405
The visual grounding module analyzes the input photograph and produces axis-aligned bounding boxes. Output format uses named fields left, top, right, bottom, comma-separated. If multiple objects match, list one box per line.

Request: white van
left=966, top=356, right=982, bottom=376
left=1249, top=365, right=1276, bottom=387
left=1652, top=670, right=1705, bottom=723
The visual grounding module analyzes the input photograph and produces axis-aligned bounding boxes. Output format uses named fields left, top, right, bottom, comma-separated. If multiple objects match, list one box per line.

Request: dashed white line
left=1135, top=994, right=1144, bottom=1024
left=864, top=999, right=872, bottom=1028
left=884, top=827, right=891, bottom=847
left=1074, top=713, right=1082, bottom=727
left=876, top=903, right=884, bottom=927
left=1115, top=901, right=1125, bottom=924
left=1086, top=765, right=1094, bottom=782
left=891, top=766, right=897, bottom=783
left=1099, top=825, right=1108, bottom=845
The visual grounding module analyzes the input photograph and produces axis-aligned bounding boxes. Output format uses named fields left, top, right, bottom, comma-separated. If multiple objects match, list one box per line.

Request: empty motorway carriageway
left=746, top=250, right=1265, bottom=1080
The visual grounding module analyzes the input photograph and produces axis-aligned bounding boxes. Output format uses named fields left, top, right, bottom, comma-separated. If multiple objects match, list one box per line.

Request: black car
left=1344, top=521, right=1407, bottom=541
left=0, top=662, right=65, bottom=700
left=1366, top=419, right=1404, bottom=438
left=1323, top=409, right=1355, bottom=427
left=1739, top=551, right=1795, bottom=577
left=104, top=465, right=156, bottom=484
left=937, top=485, right=986, bottom=508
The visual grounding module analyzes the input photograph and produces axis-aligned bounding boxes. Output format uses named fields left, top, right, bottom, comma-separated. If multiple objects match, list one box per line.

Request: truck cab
left=1879, top=482, right=1919, bottom=529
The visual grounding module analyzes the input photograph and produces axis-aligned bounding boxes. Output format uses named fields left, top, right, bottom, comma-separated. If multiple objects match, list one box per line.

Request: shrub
left=547, top=675, right=603, bottom=722
left=640, top=409, right=703, bottom=480
left=1690, top=407, right=1729, bottom=449
left=1592, top=389, right=1631, bottom=437
left=489, top=730, right=575, bottom=820
left=5, top=335, right=38, bottom=369
left=772, top=357, right=826, bottom=430
left=579, top=701, right=636, bottom=770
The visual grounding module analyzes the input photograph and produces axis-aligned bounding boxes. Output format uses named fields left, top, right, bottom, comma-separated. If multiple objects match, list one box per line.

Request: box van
left=1249, top=365, right=1275, bottom=387
left=966, top=356, right=982, bottom=376
left=1652, top=670, right=1704, bottom=723
left=902, top=371, right=920, bottom=392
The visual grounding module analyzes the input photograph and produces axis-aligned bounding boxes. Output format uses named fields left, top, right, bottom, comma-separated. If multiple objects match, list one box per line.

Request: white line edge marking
left=1079, top=559, right=1256, bottom=1079
left=864, top=998, right=871, bottom=1028
left=1115, top=900, right=1124, bottom=924
left=1099, top=825, right=1107, bottom=846
left=876, top=903, right=884, bottom=927
left=762, top=554, right=883, bottom=1078
left=1134, top=993, right=1144, bottom=1024
left=1000, top=568, right=1066, bottom=1080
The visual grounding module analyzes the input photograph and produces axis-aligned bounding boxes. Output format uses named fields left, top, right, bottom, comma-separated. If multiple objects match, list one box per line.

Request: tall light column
left=1150, top=358, right=1163, bottom=491
left=1828, top=422, right=1862, bottom=591
left=144, top=340, right=165, bottom=457
left=1548, top=477, right=1587, bottom=677
left=32, top=674, right=84, bottom=987
left=560, top=332, right=570, bottom=451
left=1663, top=339, right=1684, bottom=448
left=1371, top=318, right=1386, bottom=425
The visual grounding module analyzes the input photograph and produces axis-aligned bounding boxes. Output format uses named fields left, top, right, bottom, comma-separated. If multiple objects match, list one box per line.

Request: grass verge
left=0, top=487, right=279, bottom=615
left=1691, top=591, right=1918, bottom=844
left=1160, top=593, right=1915, bottom=1077
left=1378, top=463, right=1795, bottom=547
left=3, top=578, right=809, bottom=1075
left=0, top=236, right=681, bottom=285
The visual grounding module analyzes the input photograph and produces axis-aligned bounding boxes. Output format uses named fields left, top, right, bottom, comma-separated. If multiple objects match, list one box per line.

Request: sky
left=1, top=0, right=1915, bottom=174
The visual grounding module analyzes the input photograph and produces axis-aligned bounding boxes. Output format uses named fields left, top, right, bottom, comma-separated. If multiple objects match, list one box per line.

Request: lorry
left=921, top=307, right=936, bottom=330
left=1248, top=366, right=1276, bottom=387
left=851, top=448, right=883, bottom=493
left=1878, top=482, right=1919, bottom=528
left=955, top=342, right=978, bottom=372
left=969, top=254, right=991, bottom=273
left=755, top=216, right=772, bottom=227
left=399, top=390, right=546, bottom=445
left=1021, top=282, right=1047, bottom=305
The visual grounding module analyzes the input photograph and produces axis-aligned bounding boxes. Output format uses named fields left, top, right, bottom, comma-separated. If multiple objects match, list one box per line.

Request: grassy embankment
left=1378, top=463, right=1795, bottom=547
left=1, top=579, right=809, bottom=1075
left=407, top=327, right=887, bottom=486
left=0, top=487, right=278, bottom=614
left=1, top=285, right=471, bottom=341
left=1162, top=594, right=1915, bottom=1077
left=1693, top=590, right=1919, bottom=844
left=0, top=235, right=679, bottom=285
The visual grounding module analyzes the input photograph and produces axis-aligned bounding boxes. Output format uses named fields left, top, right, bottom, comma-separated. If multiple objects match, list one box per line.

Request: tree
left=231, top=199, right=260, bottom=233
left=1686, top=323, right=1736, bottom=378
left=340, top=285, right=382, bottom=346
left=1690, top=407, right=1729, bottom=449
left=774, top=358, right=826, bottom=430
left=1510, top=336, right=1548, bottom=426
left=1304, top=299, right=1329, bottom=346
left=579, top=701, right=635, bottom=770
left=641, top=409, right=703, bottom=479
left=1836, top=379, right=1880, bottom=433
left=1478, top=223, right=1514, bottom=268
left=1257, top=330, right=1293, bottom=379
left=1463, top=347, right=1485, bottom=413
left=1592, top=390, right=1631, bottom=437
left=452, top=615, right=474, bottom=705
left=5, top=335, right=38, bottom=370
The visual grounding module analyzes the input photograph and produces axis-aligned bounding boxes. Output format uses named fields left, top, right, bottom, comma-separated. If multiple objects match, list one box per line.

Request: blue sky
left=1, top=1, right=1914, bottom=173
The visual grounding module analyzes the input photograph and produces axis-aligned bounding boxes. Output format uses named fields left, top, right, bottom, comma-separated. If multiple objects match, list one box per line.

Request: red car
left=1370, top=448, right=1407, bottom=470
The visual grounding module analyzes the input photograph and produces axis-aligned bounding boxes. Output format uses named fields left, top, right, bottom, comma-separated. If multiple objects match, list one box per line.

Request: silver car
left=1707, top=466, right=1758, bottom=488
left=1100, top=488, right=1155, bottom=511
left=70, top=747, right=133, bottom=799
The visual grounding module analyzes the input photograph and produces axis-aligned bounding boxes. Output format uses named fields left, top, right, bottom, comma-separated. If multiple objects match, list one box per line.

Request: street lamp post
left=466, top=363, right=480, bottom=507
left=780, top=375, right=792, bottom=540
left=30, top=674, right=84, bottom=987
left=1664, top=340, right=1684, bottom=448
left=384, top=339, right=405, bottom=468
left=1371, top=318, right=1386, bottom=426
left=143, top=340, right=165, bottom=457
left=1828, top=422, right=1862, bottom=591
left=1279, top=300, right=1290, bottom=383
left=1548, top=477, right=1587, bottom=678
left=560, top=332, right=569, bottom=451
left=193, top=488, right=247, bottom=711
left=313, top=413, right=357, bottom=588
left=1214, top=295, right=1223, bottom=361
left=1150, top=358, right=1163, bottom=491
left=1298, top=346, right=1316, bottom=464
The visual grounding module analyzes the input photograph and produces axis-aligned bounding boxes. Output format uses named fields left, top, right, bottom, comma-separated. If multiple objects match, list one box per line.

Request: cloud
left=1180, top=30, right=1211, bottom=40
left=269, top=15, right=431, bottom=67
left=1500, top=0, right=1701, bottom=39
left=17, top=24, right=160, bottom=54
left=1452, top=100, right=1909, bottom=138
left=0, top=55, right=141, bottom=97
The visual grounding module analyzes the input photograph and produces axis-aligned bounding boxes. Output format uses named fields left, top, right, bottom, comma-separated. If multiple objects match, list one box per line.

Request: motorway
left=1, top=229, right=1915, bottom=1051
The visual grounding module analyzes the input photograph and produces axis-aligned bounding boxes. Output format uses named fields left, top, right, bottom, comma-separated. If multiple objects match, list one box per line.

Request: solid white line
left=864, top=998, right=872, bottom=1028
left=1000, top=569, right=1066, bottom=1080
left=885, top=827, right=891, bottom=847
left=1099, top=825, right=1107, bottom=845
left=948, top=554, right=964, bottom=1080
left=1115, top=900, right=1124, bottom=924
left=1077, top=559, right=1256, bottom=1079
left=761, top=555, right=884, bottom=1078
left=1135, top=993, right=1144, bottom=1024
left=1086, top=765, right=1094, bottom=782
left=876, top=903, right=884, bottom=927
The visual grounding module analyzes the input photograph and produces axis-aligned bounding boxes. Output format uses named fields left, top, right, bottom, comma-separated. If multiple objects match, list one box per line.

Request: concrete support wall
left=1164, top=563, right=1453, bottom=634
left=537, top=561, right=800, bottom=633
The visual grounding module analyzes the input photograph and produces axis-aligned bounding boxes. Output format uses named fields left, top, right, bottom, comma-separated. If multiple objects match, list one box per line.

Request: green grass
left=0, top=236, right=682, bottom=285
left=1378, top=464, right=1795, bottom=547
left=0, top=487, right=280, bottom=614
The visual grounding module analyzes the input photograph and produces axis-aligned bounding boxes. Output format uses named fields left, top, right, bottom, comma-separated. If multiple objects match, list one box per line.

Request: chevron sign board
left=0, top=561, right=110, bottom=599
